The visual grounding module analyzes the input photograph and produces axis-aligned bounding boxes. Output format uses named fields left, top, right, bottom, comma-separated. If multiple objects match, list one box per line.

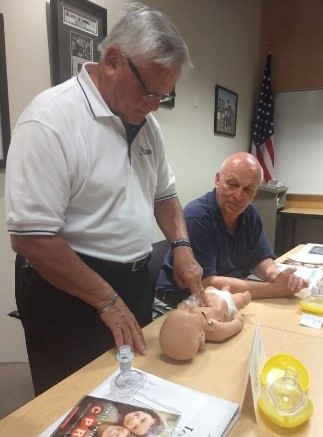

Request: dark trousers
left=15, top=253, right=153, bottom=396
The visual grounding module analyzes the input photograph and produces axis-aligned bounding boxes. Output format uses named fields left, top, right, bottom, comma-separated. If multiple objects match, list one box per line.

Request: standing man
left=5, top=3, right=206, bottom=395
left=157, top=152, right=308, bottom=305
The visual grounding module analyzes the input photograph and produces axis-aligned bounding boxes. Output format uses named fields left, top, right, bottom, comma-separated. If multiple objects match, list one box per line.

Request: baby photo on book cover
left=50, top=395, right=180, bottom=437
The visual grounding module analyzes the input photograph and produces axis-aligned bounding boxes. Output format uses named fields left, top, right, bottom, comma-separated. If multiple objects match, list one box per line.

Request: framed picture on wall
left=214, top=85, right=238, bottom=137
left=0, top=13, right=11, bottom=169
left=50, top=0, right=107, bottom=85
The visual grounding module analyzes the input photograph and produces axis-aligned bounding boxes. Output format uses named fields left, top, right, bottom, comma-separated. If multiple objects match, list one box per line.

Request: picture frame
left=0, top=13, right=11, bottom=169
left=214, top=85, right=238, bottom=137
left=50, top=0, right=107, bottom=86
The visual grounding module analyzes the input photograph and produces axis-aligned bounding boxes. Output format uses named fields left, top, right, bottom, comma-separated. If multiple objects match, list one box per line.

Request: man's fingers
left=111, top=326, right=125, bottom=351
left=131, top=328, right=147, bottom=355
left=126, top=319, right=147, bottom=355
left=188, top=280, right=212, bottom=307
left=102, top=302, right=147, bottom=355
left=111, top=323, right=146, bottom=355
left=283, top=266, right=297, bottom=275
left=287, top=274, right=297, bottom=291
left=286, top=272, right=308, bottom=293
left=174, top=275, right=186, bottom=289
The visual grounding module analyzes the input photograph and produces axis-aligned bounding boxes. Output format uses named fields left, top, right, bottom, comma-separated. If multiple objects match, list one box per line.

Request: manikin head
left=159, top=295, right=207, bottom=360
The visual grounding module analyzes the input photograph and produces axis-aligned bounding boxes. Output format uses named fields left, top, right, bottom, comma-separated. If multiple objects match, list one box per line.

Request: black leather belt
left=101, top=254, right=151, bottom=272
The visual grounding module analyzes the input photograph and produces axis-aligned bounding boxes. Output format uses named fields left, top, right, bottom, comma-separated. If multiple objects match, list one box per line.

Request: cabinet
left=252, top=184, right=288, bottom=254
left=280, top=208, right=323, bottom=253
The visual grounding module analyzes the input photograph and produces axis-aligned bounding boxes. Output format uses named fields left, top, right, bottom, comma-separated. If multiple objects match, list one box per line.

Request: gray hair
left=98, top=2, right=193, bottom=77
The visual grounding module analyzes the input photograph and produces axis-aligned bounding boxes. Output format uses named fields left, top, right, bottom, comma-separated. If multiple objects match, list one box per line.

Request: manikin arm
left=202, top=266, right=308, bottom=299
left=205, top=313, right=244, bottom=342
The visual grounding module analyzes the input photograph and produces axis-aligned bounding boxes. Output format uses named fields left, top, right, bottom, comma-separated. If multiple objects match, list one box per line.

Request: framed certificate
left=50, top=0, right=107, bottom=85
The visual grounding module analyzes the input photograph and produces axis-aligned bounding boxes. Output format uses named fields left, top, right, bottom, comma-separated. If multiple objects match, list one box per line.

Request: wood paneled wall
left=260, top=0, right=323, bottom=91
left=286, top=194, right=323, bottom=209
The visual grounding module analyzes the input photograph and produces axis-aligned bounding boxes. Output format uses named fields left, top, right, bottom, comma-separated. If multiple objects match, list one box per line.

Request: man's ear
left=103, top=44, right=122, bottom=75
left=215, top=172, right=220, bottom=188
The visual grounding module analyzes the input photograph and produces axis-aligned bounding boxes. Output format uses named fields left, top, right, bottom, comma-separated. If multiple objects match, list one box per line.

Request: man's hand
left=172, top=246, right=212, bottom=306
left=99, top=297, right=147, bottom=355
left=268, top=267, right=309, bottom=297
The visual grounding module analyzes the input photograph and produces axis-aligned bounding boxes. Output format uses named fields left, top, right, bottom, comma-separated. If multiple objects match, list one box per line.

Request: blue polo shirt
left=157, top=189, right=275, bottom=292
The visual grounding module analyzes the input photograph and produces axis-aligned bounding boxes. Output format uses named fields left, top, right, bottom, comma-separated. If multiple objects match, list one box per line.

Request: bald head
left=219, top=152, right=263, bottom=187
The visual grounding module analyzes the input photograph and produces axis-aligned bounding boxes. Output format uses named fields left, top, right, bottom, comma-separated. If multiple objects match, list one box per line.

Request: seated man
left=156, top=152, right=308, bottom=306
left=159, top=285, right=251, bottom=360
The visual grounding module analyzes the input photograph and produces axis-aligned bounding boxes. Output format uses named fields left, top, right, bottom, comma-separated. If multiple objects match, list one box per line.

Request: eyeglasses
left=126, top=57, right=175, bottom=103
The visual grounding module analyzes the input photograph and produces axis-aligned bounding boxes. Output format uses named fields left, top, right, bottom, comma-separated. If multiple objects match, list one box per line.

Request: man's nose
left=146, top=99, right=160, bottom=112
left=234, top=187, right=245, bottom=200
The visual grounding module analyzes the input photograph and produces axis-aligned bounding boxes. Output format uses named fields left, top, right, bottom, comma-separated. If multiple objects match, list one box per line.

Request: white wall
left=147, top=0, right=261, bottom=238
left=274, top=89, right=323, bottom=194
left=0, top=0, right=261, bottom=361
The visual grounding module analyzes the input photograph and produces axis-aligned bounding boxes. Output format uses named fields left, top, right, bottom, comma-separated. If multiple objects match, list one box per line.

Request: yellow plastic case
left=260, top=353, right=310, bottom=392
left=258, top=354, right=313, bottom=428
left=300, top=296, right=323, bottom=315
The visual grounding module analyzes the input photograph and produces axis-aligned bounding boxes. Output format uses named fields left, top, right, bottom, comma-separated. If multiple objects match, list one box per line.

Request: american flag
left=250, top=54, right=274, bottom=182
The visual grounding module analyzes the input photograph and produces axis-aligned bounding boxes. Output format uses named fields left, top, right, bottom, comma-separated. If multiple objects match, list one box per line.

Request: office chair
left=148, top=240, right=173, bottom=319
left=148, top=240, right=170, bottom=290
left=7, top=309, right=20, bottom=319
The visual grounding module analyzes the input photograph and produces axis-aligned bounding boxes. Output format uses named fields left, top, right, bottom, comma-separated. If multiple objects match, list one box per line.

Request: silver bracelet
left=97, top=293, right=119, bottom=315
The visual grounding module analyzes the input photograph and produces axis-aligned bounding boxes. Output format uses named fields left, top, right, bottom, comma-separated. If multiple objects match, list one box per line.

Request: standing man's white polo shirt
left=5, top=63, right=177, bottom=262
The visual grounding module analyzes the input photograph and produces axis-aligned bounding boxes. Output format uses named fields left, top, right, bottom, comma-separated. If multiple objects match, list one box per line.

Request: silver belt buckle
left=131, top=255, right=149, bottom=272
left=132, top=259, right=142, bottom=272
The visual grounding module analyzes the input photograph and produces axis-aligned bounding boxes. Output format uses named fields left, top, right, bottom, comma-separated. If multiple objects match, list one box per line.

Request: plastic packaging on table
left=258, top=354, right=313, bottom=428
left=300, top=277, right=323, bottom=314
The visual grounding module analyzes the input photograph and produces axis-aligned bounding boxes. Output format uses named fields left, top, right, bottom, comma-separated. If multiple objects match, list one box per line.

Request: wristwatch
left=171, top=238, right=191, bottom=250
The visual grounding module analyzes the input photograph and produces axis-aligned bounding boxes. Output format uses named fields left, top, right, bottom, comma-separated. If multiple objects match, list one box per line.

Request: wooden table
left=281, top=208, right=323, bottom=216
left=255, top=326, right=323, bottom=437
left=1, top=245, right=323, bottom=437
left=234, top=245, right=323, bottom=436
left=0, top=319, right=256, bottom=437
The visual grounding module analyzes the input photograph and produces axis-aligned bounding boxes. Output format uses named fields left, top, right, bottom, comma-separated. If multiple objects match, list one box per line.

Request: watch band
left=171, top=238, right=191, bottom=250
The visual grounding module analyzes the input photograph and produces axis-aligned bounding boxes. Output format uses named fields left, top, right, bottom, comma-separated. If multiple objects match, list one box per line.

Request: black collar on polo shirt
left=123, top=120, right=146, bottom=163
left=124, top=121, right=145, bottom=146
